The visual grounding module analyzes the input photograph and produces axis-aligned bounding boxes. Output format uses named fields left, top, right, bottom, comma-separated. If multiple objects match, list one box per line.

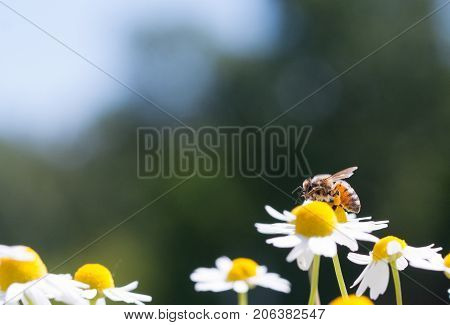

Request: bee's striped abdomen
left=333, top=181, right=361, bottom=213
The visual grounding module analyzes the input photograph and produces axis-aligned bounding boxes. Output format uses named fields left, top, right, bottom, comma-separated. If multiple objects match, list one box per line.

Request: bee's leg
left=293, top=191, right=305, bottom=205
left=330, top=187, right=341, bottom=207
left=332, top=195, right=341, bottom=206
left=325, top=195, right=337, bottom=211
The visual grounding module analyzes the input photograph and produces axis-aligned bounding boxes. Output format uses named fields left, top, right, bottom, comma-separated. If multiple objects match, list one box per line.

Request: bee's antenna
left=292, top=185, right=303, bottom=194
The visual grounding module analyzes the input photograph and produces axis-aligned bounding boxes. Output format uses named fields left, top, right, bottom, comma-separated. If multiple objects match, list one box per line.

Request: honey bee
left=294, top=167, right=361, bottom=213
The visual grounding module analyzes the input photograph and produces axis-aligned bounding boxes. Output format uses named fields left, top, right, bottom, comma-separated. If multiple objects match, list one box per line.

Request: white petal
left=256, top=266, right=268, bottom=276
left=215, top=257, right=232, bottom=272
left=350, top=216, right=372, bottom=221
left=96, top=297, right=106, bottom=305
left=194, top=281, right=233, bottom=292
left=103, top=288, right=124, bottom=302
left=347, top=231, right=380, bottom=243
left=348, top=253, right=371, bottom=265
left=282, top=211, right=297, bottom=222
left=286, top=242, right=307, bottom=262
left=296, top=249, right=314, bottom=271
left=250, top=273, right=291, bottom=293
left=332, top=227, right=358, bottom=251
left=105, top=287, right=152, bottom=305
left=190, top=268, right=226, bottom=283
left=396, top=256, right=408, bottom=271
left=429, top=253, right=444, bottom=265
left=233, top=281, right=249, bottom=293
left=368, top=262, right=389, bottom=300
left=43, top=274, right=89, bottom=305
left=351, top=263, right=372, bottom=288
left=403, top=245, right=442, bottom=262
left=338, top=221, right=386, bottom=243
left=122, top=291, right=152, bottom=304
left=354, top=261, right=389, bottom=300
left=265, top=206, right=291, bottom=221
left=355, top=263, right=375, bottom=296
left=0, top=245, right=34, bottom=261
left=344, top=219, right=389, bottom=233
left=4, top=283, right=26, bottom=305
left=266, top=235, right=301, bottom=248
left=81, top=289, right=98, bottom=300
left=23, top=285, right=51, bottom=305
left=308, top=237, right=337, bottom=257
left=255, top=223, right=295, bottom=235
left=407, top=258, right=443, bottom=271
left=117, top=281, right=138, bottom=292
left=387, top=241, right=403, bottom=256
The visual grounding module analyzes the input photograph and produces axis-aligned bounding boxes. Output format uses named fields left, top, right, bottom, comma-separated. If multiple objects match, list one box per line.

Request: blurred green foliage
left=0, top=1, right=449, bottom=304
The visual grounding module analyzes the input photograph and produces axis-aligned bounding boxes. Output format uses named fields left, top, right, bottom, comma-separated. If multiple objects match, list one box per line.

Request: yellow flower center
left=372, top=236, right=407, bottom=261
left=292, top=201, right=337, bottom=237
left=444, top=253, right=450, bottom=268
left=74, top=264, right=115, bottom=291
left=444, top=253, right=450, bottom=279
left=329, top=294, right=374, bottom=305
left=0, top=247, right=47, bottom=291
left=226, top=258, right=258, bottom=281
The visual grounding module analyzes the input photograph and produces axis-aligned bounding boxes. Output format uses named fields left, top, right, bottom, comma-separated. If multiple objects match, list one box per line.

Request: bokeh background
left=0, top=0, right=449, bottom=304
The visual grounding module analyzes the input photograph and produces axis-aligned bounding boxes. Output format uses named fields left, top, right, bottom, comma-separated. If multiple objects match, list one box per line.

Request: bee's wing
left=327, top=167, right=358, bottom=181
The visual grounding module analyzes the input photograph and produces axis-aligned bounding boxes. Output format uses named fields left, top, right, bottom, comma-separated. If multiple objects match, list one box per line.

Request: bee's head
left=301, top=178, right=312, bottom=197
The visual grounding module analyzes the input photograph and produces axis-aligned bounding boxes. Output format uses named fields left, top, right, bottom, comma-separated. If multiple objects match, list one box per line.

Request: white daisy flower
left=190, top=256, right=290, bottom=304
left=348, top=235, right=442, bottom=303
left=415, top=252, right=450, bottom=299
left=255, top=201, right=388, bottom=304
left=255, top=201, right=388, bottom=271
left=74, top=263, right=152, bottom=305
left=0, top=246, right=89, bottom=305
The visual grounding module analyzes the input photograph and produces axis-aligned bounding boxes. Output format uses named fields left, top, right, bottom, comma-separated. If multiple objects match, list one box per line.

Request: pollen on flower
left=0, top=247, right=47, bottom=291
left=292, top=201, right=337, bottom=237
left=74, top=264, right=115, bottom=291
left=226, top=258, right=258, bottom=282
left=329, top=294, right=374, bottom=305
left=333, top=206, right=348, bottom=223
left=372, top=236, right=407, bottom=261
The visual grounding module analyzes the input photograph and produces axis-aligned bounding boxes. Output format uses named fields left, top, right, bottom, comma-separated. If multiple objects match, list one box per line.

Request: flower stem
left=308, top=255, right=321, bottom=305
left=238, top=292, right=248, bottom=305
left=308, top=267, right=321, bottom=304
left=389, top=261, right=403, bottom=305
left=332, top=254, right=348, bottom=297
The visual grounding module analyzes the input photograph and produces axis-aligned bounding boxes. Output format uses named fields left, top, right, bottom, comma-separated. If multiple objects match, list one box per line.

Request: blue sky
left=0, top=0, right=281, bottom=143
